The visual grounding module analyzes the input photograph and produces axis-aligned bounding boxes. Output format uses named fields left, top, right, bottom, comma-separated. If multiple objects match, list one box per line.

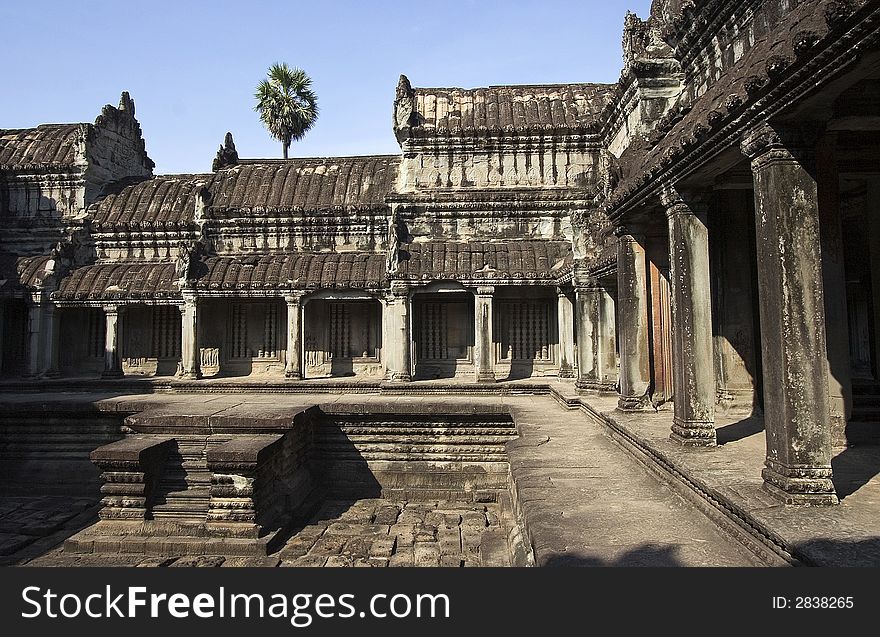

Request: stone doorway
left=412, top=292, right=474, bottom=379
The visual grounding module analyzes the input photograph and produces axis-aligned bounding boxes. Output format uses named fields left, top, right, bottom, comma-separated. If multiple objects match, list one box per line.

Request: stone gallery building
left=2, top=0, right=879, bottom=509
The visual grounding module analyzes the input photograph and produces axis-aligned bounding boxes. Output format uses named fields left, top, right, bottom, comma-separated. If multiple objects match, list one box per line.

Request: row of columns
left=612, top=121, right=837, bottom=504
left=27, top=284, right=582, bottom=383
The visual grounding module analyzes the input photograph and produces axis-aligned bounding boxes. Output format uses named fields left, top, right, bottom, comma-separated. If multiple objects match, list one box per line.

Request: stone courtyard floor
left=1, top=381, right=878, bottom=566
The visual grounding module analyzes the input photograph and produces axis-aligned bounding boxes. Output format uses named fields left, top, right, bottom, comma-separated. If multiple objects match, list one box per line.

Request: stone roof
left=409, top=84, right=615, bottom=135
left=607, top=0, right=862, bottom=213
left=198, top=253, right=387, bottom=291
left=87, top=155, right=400, bottom=227
left=0, top=124, right=83, bottom=171
left=53, top=261, right=179, bottom=301
left=211, top=156, right=399, bottom=213
left=397, top=240, right=572, bottom=282
left=90, top=175, right=210, bottom=229
left=50, top=252, right=389, bottom=300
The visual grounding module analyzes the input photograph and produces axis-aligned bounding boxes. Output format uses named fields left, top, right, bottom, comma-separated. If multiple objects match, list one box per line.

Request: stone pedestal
left=474, top=286, right=496, bottom=382
left=742, top=123, right=837, bottom=505
left=284, top=293, right=303, bottom=380
left=557, top=290, right=575, bottom=378
left=178, top=294, right=201, bottom=380
left=383, top=284, right=411, bottom=381
left=102, top=304, right=124, bottom=378
left=616, top=229, right=651, bottom=410
left=663, top=187, right=716, bottom=447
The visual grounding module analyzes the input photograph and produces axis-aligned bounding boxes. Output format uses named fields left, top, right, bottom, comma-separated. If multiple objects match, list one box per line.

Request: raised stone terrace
left=0, top=384, right=793, bottom=567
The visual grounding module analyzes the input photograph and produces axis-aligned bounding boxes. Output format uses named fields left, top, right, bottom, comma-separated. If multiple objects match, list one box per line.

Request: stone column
left=557, top=288, right=575, bottom=378
left=178, top=293, right=201, bottom=380
left=41, top=303, right=61, bottom=377
left=616, top=227, right=651, bottom=410
left=662, top=186, right=716, bottom=447
left=575, top=280, right=599, bottom=389
left=597, top=283, right=618, bottom=389
left=383, top=283, right=411, bottom=381
left=284, top=293, right=303, bottom=379
left=474, top=286, right=496, bottom=382
left=741, top=123, right=837, bottom=505
left=26, top=293, right=44, bottom=378
left=102, top=304, right=123, bottom=378
left=817, top=135, right=851, bottom=445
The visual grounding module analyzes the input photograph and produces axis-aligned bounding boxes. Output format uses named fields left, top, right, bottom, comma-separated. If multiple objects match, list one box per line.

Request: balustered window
left=229, top=301, right=281, bottom=360
left=496, top=299, right=554, bottom=362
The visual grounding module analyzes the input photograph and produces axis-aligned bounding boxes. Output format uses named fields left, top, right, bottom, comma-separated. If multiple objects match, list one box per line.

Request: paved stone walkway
left=277, top=499, right=509, bottom=567
left=2, top=390, right=766, bottom=567
left=501, top=396, right=765, bottom=566
left=558, top=389, right=880, bottom=566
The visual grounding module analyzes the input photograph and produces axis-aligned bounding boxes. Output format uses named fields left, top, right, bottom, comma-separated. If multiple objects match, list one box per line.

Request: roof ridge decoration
left=212, top=132, right=239, bottom=171
left=393, top=74, right=418, bottom=143
left=92, top=91, right=155, bottom=172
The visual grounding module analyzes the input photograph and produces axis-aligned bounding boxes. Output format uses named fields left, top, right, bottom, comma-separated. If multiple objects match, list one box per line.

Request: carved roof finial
left=212, top=132, right=239, bottom=171
left=118, top=91, right=135, bottom=117
left=396, top=74, right=414, bottom=100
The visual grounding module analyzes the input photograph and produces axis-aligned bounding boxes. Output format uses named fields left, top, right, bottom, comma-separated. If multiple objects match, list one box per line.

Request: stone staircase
left=150, top=435, right=213, bottom=525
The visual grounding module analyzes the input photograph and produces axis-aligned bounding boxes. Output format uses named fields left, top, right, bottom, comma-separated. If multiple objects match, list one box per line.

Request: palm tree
left=254, top=63, right=319, bottom=159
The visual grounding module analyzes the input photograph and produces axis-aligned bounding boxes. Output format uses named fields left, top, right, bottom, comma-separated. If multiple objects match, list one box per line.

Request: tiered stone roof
left=397, top=240, right=572, bottom=282
left=0, top=124, right=83, bottom=171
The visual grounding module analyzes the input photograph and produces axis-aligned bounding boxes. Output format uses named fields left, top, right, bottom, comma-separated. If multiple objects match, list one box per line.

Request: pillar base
left=558, top=364, right=575, bottom=379
left=762, top=461, right=838, bottom=506
left=384, top=371, right=411, bottom=382
left=101, top=369, right=124, bottom=379
left=670, top=420, right=717, bottom=448
left=284, top=370, right=302, bottom=380
left=42, top=369, right=61, bottom=379
left=177, top=371, right=202, bottom=380
left=476, top=372, right=496, bottom=383
left=617, top=393, right=650, bottom=411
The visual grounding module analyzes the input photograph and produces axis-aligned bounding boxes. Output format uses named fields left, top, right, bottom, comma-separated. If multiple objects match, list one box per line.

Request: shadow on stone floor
left=716, top=416, right=764, bottom=445
left=793, top=537, right=880, bottom=567
left=540, top=543, right=684, bottom=567
left=831, top=444, right=880, bottom=500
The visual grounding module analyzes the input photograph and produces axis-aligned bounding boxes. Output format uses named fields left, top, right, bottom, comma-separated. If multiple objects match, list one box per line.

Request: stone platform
left=1, top=379, right=878, bottom=566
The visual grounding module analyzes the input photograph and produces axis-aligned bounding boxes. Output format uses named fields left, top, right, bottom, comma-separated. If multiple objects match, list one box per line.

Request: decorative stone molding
left=90, top=437, right=174, bottom=520
left=206, top=435, right=288, bottom=536
left=740, top=122, right=819, bottom=170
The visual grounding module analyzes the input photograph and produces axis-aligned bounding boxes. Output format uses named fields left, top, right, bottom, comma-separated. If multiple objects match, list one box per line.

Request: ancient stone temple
left=2, top=0, right=880, bottom=551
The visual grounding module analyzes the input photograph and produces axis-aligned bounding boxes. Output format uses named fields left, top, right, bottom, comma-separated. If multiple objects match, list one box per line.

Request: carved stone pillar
left=101, top=304, right=123, bottom=378
left=178, top=293, right=201, bottom=380
left=383, top=283, right=411, bottom=381
left=42, top=303, right=61, bottom=378
left=817, top=134, right=851, bottom=445
left=662, top=186, right=716, bottom=447
left=616, top=228, right=651, bottom=410
left=25, top=293, right=44, bottom=377
left=557, top=289, right=575, bottom=378
left=575, top=279, right=618, bottom=391
left=474, top=286, right=496, bottom=382
left=741, top=123, right=837, bottom=505
left=284, top=293, right=304, bottom=380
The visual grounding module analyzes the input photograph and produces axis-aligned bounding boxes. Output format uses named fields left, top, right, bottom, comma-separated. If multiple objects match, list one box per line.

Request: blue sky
left=2, top=0, right=653, bottom=174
